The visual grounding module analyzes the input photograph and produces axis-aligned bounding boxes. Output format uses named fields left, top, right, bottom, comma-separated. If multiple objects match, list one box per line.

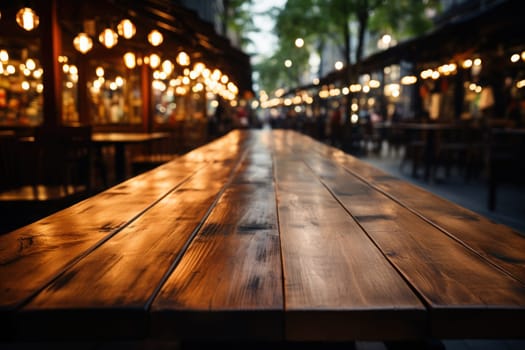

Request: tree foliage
left=368, top=0, right=441, bottom=39
left=222, top=0, right=257, bottom=49
left=252, top=0, right=441, bottom=93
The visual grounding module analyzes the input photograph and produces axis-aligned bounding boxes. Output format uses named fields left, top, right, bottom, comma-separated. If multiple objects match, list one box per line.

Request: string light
left=148, top=30, right=163, bottom=46
left=176, top=51, right=190, bottom=66
left=0, top=50, right=9, bottom=63
left=96, top=66, right=105, bottom=77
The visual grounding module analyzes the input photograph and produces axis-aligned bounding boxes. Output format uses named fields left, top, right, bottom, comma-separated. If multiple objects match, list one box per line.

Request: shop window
left=60, top=56, right=79, bottom=124
left=153, top=75, right=206, bottom=125
left=0, top=48, right=82, bottom=126
left=0, top=48, right=43, bottom=126
left=87, top=58, right=142, bottom=125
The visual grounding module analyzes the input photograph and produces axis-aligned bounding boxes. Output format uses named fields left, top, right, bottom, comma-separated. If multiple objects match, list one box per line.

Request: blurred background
left=1, top=0, right=524, bottom=234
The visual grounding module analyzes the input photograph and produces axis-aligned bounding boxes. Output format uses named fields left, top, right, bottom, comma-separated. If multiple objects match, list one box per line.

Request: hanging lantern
left=117, top=19, right=136, bottom=39
left=148, top=30, right=163, bottom=47
left=99, top=28, right=118, bottom=49
left=73, top=33, right=93, bottom=54
left=16, top=7, right=40, bottom=31
left=123, top=52, right=136, bottom=69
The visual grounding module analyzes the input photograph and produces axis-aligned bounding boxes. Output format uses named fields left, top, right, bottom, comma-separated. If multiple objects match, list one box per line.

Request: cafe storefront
left=0, top=0, right=252, bottom=139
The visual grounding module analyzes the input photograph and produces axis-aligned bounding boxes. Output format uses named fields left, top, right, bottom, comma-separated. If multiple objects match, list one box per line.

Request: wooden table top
left=15, top=132, right=170, bottom=144
left=1, top=129, right=524, bottom=343
left=91, top=132, right=170, bottom=143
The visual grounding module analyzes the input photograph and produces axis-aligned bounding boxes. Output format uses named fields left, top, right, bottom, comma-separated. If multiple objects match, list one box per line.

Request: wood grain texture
left=0, top=130, right=250, bottom=340
left=17, top=162, right=240, bottom=339
left=0, top=162, right=196, bottom=309
left=271, top=137, right=426, bottom=341
left=151, top=146, right=283, bottom=341
left=301, top=150, right=525, bottom=338
left=301, top=131, right=525, bottom=286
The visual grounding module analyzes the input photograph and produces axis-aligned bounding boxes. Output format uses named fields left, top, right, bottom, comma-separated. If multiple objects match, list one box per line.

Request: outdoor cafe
left=271, top=0, right=524, bottom=213
left=0, top=0, right=253, bottom=230
left=1, top=1, right=525, bottom=349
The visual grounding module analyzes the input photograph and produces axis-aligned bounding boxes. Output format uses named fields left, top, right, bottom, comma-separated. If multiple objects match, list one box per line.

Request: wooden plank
left=151, top=145, right=284, bottom=341
left=0, top=131, right=246, bottom=307
left=299, top=131, right=525, bottom=286
left=16, top=160, right=243, bottom=340
left=0, top=163, right=196, bottom=307
left=271, top=135, right=426, bottom=341
left=300, top=150, right=525, bottom=339
left=4, top=129, right=522, bottom=344
left=0, top=130, right=249, bottom=339
left=0, top=167, right=192, bottom=340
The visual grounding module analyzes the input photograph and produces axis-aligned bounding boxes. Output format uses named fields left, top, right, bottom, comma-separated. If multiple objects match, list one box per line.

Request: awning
left=359, top=0, right=524, bottom=73
left=313, top=0, right=523, bottom=86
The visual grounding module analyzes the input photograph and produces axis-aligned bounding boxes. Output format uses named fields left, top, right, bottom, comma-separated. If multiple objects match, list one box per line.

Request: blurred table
left=92, top=132, right=169, bottom=183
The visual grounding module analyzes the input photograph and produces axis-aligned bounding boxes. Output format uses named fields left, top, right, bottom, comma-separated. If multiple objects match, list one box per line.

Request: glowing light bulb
left=73, top=33, right=93, bottom=54
left=148, top=30, right=163, bottom=46
left=16, top=8, right=39, bottom=31
left=117, top=19, right=136, bottom=39
left=123, top=52, right=136, bottom=69
left=99, top=28, right=118, bottom=49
